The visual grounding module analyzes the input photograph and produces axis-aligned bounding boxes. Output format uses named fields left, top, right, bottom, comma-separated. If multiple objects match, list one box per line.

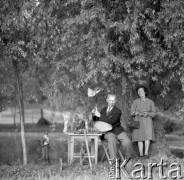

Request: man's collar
left=107, top=106, right=114, bottom=111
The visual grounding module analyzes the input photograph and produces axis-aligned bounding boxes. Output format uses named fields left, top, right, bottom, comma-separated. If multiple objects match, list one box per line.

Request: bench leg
left=101, top=143, right=110, bottom=162
left=101, top=142, right=125, bottom=162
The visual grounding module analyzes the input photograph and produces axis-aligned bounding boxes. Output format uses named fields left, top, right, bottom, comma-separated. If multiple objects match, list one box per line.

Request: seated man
left=92, top=94, right=132, bottom=160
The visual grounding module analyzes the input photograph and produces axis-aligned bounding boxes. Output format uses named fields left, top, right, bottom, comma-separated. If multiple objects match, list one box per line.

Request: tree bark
left=13, top=105, right=17, bottom=126
left=12, top=59, right=27, bottom=165
left=40, top=108, right=44, bottom=118
left=13, top=92, right=18, bottom=126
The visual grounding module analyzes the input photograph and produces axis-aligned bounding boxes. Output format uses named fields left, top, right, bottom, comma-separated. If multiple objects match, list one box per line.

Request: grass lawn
left=0, top=130, right=184, bottom=180
left=1, top=107, right=184, bottom=179
left=0, top=106, right=65, bottom=133
left=1, top=155, right=184, bottom=180
left=0, top=107, right=63, bottom=124
left=0, top=123, right=64, bottom=133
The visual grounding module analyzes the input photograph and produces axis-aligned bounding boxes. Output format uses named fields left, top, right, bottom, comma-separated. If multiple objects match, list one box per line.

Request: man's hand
left=134, top=111, right=139, bottom=116
left=92, top=107, right=96, bottom=114
left=92, top=106, right=101, bottom=117
left=94, top=110, right=101, bottom=117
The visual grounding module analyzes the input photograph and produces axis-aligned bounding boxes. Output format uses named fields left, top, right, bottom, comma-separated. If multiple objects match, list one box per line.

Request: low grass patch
left=0, top=162, right=110, bottom=180
left=171, top=149, right=184, bottom=159
left=1, top=155, right=184, bottom=180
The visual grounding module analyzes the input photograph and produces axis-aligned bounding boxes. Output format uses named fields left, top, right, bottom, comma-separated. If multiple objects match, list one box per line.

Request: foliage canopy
left=1, top=0, right=184, bottom=110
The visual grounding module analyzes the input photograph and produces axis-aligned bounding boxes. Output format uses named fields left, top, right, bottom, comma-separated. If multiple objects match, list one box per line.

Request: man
left=93, top=94, right=132, bottom=160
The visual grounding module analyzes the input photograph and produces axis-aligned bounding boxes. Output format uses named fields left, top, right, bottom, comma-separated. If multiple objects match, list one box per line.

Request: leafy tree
left=32, top=0, right=183, bottom=105
left=0, top=0, right=44, bottom=165
left=34, top=0, right=184, bottom=156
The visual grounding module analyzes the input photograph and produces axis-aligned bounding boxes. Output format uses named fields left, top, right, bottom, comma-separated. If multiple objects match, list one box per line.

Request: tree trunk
left=13, top=105, right=17, bottom=126
left=12, top=59, right=27, bottom=165
left=13, top=93, right=17, bottom=126
left=32, top=107, right=35, bottom=129
left=41, top=108, right=44, bottom=118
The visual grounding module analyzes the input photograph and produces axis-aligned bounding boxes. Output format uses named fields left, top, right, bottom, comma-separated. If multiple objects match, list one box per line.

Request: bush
left=37, top=117, right=51, bottom=126
left=163, top=120, right=182, bottom=134
left=171, top=149, right=184, bottom=159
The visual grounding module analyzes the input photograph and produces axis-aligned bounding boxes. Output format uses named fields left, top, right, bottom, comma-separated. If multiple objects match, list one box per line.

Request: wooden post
left=83, top=130, right=92, bottom=170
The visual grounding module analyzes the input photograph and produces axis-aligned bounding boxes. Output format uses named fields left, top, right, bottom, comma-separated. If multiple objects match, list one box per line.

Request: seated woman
left=131, top=85, right=156, bottom=157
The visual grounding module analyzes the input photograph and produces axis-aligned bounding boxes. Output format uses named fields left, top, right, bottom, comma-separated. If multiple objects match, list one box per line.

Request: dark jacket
left=99, top=106, right=124, bottom=136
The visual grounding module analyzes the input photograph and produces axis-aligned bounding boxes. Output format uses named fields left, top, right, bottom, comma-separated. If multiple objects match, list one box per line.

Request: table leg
left=70, top=137, right=74, bottom=163
left=91, top=139, right=95, bottom=163
left=94, top=137, right=98, bottom=164
left=68, top=137, right=71, bottom=163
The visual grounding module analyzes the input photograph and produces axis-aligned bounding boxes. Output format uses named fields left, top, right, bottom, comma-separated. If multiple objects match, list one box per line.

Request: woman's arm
left=148, top=100, right=156, bottom=118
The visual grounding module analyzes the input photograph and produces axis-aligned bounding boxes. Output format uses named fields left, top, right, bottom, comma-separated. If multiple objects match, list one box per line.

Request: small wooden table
left=67, top=133, right=102, bottom=164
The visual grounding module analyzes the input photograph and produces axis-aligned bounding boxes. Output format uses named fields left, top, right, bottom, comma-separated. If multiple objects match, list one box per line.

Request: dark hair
left=136, top=85, right=148, bottom=97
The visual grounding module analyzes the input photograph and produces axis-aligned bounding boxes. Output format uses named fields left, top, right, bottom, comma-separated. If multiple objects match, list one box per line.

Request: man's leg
left=104, top=132, right=117, bottom=158
left=117, top=132, right=132, bottom=159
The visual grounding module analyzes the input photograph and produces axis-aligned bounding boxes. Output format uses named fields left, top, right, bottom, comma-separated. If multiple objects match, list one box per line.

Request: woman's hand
left=143, top=112, right=148, bottom=117
left=135, top=111, right=147, bottom=117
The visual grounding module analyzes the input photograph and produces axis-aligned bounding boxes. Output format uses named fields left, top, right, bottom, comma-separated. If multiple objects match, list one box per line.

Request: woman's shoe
left=144, top=152, right=148, bottom=156
left=144, top=154, right=149, bottom=159
left=139, top=155, right=143, bottom=159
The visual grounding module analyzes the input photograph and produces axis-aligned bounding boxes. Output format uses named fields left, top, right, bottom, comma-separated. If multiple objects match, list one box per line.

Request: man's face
left=106, top=95, right=116, bottom=108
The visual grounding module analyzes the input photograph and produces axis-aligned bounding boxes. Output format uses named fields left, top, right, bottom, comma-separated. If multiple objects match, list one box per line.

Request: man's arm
left=99, top=111, right=122, bottom=125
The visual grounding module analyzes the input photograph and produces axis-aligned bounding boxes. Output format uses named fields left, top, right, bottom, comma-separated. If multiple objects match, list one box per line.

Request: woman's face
left=138, top=88, right=146, bottom=98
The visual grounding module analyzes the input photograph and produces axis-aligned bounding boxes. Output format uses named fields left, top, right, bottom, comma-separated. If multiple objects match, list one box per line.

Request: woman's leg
left=144, top=140, right=150, bottom=155
left=138, top=141, right=143, bottom=156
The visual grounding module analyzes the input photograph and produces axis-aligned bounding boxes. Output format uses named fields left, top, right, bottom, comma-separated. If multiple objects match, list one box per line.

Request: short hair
left=136, top=85, right=148, bottom=97
left=107, top=94, right=117, bottom=101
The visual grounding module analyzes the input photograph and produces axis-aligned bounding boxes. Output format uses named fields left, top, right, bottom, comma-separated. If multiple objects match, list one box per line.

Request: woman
left=131, top=85, right=156, bottom=157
